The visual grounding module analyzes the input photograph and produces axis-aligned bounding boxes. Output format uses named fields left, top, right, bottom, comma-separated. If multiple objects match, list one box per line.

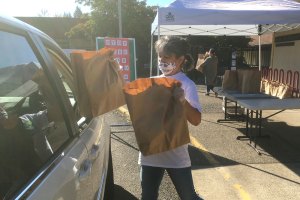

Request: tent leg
left=150, top=34, right=153, bottom=77
left=258, top=24, right=262, bottom=71
left=156, top=25, right=160, bottom=76
left=259, top=34, right=261, bottom=71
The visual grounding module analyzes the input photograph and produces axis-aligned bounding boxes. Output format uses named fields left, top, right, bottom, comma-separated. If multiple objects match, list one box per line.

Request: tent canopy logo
left=165, top=12, right=175, bottom=22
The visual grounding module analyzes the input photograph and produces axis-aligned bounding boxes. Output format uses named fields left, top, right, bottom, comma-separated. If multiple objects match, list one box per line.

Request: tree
left=65, top=20, right=95, bottom=40
left=71, top=0, right=254, bottom=78
left=54, top=12, right=72, bottom=18
left=38, top=9, right=49, bottom=17
left=73, top=0, right=156, bottom=76
left=74, top=6, right=83, bottom=18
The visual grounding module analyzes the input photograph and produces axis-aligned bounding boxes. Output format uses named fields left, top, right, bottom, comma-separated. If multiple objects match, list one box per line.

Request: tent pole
left=270, top=32, right=275, bottom=68
left=133, top=38, right=137, bottom=80
left=258, top=25, right=262, bottom=71
left=259, top=35, right=261, bottom=71
left=150, top=33, right=153, bottom=77
left=157, top=8, right=160, bottom=76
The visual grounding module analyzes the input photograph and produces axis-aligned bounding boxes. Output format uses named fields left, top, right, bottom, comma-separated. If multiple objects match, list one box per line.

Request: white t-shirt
left=138, top=72, right=202, bottom=168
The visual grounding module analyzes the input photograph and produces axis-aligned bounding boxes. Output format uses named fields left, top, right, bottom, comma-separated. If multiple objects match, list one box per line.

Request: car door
left=0, top=21, right=90, bottom=199
left=25, top=28, right=108, bottom=199
left=39, top=36, right=113, bottom=199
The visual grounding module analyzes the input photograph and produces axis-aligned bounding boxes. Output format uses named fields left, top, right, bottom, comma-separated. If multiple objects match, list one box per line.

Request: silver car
left=0, top=15, right=114, bottom=200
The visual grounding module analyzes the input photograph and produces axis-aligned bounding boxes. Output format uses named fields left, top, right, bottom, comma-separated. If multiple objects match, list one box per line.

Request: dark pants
left=140, top=165, right=203, bottom=200
left=206, top=85, right=214, bottom=93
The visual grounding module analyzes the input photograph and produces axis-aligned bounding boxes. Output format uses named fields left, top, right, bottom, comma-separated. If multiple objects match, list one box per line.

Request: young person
left=139, top=36, right=203, bottom=200
left=200, top=48, right=218, bottom=96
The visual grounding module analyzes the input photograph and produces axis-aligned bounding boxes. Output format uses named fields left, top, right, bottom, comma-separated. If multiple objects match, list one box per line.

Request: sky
left=0, top=0, right=174, bottom=17
left=146, top=0, right=173, bottom=6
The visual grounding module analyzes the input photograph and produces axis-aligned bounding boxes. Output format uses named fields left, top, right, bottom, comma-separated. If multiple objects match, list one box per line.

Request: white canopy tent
left=150, top=0, right=300, bottom=75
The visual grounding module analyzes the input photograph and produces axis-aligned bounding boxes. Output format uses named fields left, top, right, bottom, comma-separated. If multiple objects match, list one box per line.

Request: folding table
left=215, top=88, right=300, bottom=154
left=237, top=98, right=300, bottom=154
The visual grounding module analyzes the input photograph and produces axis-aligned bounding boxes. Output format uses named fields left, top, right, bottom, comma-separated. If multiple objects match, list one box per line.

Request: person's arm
left=199, top=58, right=207, bottom=68
left=174, top=85, right=202, bottom=126
left=184, top=101, right=201, bottom=126
left=199, top=57, right=212, bottom=73
left=203, top=57, right=212, bottom=66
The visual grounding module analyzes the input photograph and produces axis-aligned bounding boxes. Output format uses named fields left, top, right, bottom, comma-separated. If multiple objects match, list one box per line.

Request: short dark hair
left=155, top=36, right=194, bottom=71
left=155, top=36, right=190, bottom=57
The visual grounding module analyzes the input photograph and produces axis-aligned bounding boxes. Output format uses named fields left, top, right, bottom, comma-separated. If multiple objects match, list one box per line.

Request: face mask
left=158, top=61, right=176, bottom=75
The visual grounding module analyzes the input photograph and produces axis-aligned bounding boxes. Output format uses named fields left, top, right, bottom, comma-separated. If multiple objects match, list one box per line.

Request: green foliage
left=65, top=20, right=96, bottom=40
left=74, top=6, right=83, bottom=18
left=72, top=0, right=156, bottom=73
left=57, top=12, right=73, bottom=18
left=70, top=0, right=254, bottom=77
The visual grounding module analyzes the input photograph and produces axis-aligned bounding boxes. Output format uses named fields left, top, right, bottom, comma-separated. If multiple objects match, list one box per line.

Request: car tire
left=103, top=146, right=114, bottom=200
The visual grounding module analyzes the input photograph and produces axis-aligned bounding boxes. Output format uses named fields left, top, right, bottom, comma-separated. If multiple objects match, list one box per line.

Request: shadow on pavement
left=189, top=145, right=238, bottom=167
left=111, top=133, right=139, bottom=152
left=235, top=121, right=300, bottom=164
left=189, top=133, right=300, bottom=186
left=113, top=185, right=138, bottom=200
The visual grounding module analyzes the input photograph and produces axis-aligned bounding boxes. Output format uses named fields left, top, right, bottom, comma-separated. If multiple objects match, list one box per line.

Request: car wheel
left=103, top=147, right=114, bottom=200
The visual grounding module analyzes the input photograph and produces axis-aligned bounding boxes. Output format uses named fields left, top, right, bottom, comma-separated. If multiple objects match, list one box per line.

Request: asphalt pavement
left=115, top=84, right=300, bottom=200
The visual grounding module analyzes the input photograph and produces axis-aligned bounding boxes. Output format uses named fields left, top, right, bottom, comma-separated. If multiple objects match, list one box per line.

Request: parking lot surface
left=113, top=84, right=300, bottom=200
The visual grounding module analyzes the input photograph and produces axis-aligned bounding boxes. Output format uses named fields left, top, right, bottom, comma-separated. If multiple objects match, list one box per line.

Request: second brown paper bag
left=123, top=77, right=190, bottom=156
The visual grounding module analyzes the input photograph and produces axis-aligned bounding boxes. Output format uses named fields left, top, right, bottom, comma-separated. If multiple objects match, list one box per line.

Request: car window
left=0, top=30, right=70, bottom=199
left=45, top=47, right=81, bottom=121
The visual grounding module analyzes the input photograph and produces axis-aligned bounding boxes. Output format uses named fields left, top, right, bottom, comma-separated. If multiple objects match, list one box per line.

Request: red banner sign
left=104, top=38, right=130, bottom=83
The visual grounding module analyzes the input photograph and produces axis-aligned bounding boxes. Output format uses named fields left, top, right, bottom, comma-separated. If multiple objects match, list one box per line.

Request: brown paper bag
left=222, top=70, right=238, bottom=91
left=277, top=83, right=292, bottom=99
left=269, top=81, right=279, bottom=97
left=70, top=48, right=125, bottom=118
left=260, top=78, right=268, bottom=93
left=264, top=80, right=271, bottom=95
left=261, top=79, right=292, bottom=99
left=237, top=69, right=261, bottom=94
left=123, top=77, right=189, bottom=156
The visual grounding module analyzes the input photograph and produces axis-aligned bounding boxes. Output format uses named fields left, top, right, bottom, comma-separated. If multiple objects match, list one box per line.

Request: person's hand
left=173, top=87, right=186, bottom=104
